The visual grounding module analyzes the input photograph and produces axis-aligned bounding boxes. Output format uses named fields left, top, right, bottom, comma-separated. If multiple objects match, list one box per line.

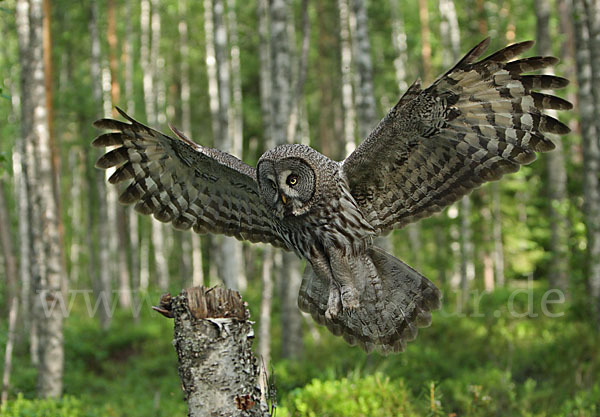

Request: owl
left=93, top=39, right=571, bottom=353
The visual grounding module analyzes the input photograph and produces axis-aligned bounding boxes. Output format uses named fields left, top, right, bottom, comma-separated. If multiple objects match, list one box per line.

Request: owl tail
left=298, top=246, right=442, bottom=354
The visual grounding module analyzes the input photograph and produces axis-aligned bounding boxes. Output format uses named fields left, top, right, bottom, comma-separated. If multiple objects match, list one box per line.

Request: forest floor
left=1, top=283, right=599, bottom=417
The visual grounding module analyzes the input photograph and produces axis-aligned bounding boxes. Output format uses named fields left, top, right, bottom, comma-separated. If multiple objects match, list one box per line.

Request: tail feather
left=298, top=246, right=441, bottom=354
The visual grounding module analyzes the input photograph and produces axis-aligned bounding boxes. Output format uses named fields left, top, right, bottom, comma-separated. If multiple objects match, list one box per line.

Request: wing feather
left=93, top=108, right=287, bottom=249
left=342, top=39, right=572, bottom=233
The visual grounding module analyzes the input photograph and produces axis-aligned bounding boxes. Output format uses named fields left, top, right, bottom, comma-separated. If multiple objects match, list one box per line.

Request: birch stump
left=154, top=287, right=270, bottom=417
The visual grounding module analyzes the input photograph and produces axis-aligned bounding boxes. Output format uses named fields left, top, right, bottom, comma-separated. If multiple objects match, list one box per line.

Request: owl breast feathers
left=93, top=38, right=571, bottom=353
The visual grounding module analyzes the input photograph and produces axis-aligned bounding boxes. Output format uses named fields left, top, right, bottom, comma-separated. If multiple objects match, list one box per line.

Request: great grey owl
left=93, top=39, right=571, bottom=353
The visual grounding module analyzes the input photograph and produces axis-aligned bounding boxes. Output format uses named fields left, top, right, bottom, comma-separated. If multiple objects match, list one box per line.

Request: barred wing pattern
left=93, top=108, right=287, bottom=249
left=343, top=39, right=572, bottom=234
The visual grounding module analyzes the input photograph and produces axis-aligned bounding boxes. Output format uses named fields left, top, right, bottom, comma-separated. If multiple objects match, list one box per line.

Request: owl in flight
left=94, top=39, right=571, bottom=353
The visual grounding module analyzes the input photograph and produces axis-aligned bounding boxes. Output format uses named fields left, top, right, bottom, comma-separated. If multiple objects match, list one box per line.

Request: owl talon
left=340, top=286, right=360, bottom=310
left=325, top=286, right=342, bottom=320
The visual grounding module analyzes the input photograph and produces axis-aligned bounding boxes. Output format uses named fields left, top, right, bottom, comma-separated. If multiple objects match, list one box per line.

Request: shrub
left=0, top=394, right=108, bottom=417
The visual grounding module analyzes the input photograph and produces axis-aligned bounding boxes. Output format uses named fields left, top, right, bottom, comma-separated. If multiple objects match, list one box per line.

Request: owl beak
left=280, top=193, right=288, bottom=205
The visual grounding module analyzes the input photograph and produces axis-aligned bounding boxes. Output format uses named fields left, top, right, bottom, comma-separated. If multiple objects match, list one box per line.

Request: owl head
left=257, top=144, right=324, bottom=219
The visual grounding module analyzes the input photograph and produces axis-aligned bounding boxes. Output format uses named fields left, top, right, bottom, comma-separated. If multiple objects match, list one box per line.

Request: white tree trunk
left=270, top=0, right=304, bottom=359
left=158, top=287, right=270, bottom=416
left=574, top=0, right=600, bottom=324
left=536, top=0, right=570, bottom=293
left=492, top=183, right=505, bottom=286
left=210, top=0, right=246, bottom=291
left=0, top=182, right=19, bottom=403
left=256, top=0, right=274, bottom=388
left=22, top=0, right=65, bottom=397
left=178, top=0, right=204, bottom=288
left=348, top=0, right=377, bottom=140
left=89, top=0, right=113, bottom=329
left=338, top=0, right=356, bottom=156
left=14, top=0, right=32, bottom=342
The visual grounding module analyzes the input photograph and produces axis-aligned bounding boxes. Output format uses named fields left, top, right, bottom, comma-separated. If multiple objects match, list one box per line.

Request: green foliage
left=279, top=373, right=418, bottom=417
left=0, top=394, right=107, bottom=417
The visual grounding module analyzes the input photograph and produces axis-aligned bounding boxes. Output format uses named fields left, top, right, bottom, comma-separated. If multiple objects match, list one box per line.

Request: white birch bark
left=14, top=0, right=32, bottom=338
left=211, top=0, right=246, bottom=291
left=204, top=0, right=220, bottom=143
left=256, top=0, right=274, bottom=390
left=227, top=0, right=243, bottom=157
left=122, top=0, right=140, bottom=296
left=25, top=0, right=64, bottom=397
left=178, top=0, right=204, bottom=288
left=348, top=0, right=377, bottom=140
left=271, top=0, right=304, bottom=358
left=89, top=0, right=113, bottom=329
left=16, top=0, right=41, bottom=367
left=349, top=0, right=391, bottom=253
left=536, top=0, right=569, bottom=293
left=574, top=0, right=600, bottom=323
left=338, top=0, right=356, bottom=156
left=160, top=287, right=270, bottom=416
left=440, top=0, right=475, bottom=296
left=0, top=182, right=19, bottom=403
left=492, top=183, right=505, bottom=286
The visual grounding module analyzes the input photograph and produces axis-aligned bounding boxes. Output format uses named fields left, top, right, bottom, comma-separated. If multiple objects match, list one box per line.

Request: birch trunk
left=349, top=0, right=377, bottom=140
left=418, top=0, right=432, bottom=83
left=89, top=0, right=113, bottom=329
left=0, top=182, right=19, bottom=404
left=536, top=0, right=570, bottom=294
left=24, top=0, right=65, bottom=397
left=339, top=0, right=356, bottom=156
left=178, top=0, right=204, bottom=288
left=227, top=0, right=243, bottom=157
left=149, top=0, right=170, bottom=290
left=14, top=0, right=32, bottom=343
left=211, top=0, right=246, bottom=292
left=256, top=0, right=274, bottom=381
left=155, top=287, right=269, bottom=416
left=316, top=0, right=342, bottom=160
left=271, top=0, right=304, bottom=359
left=107, top=0, right=133, bottom=306
left=122, top=0, right=141, bottom=297
left=440, top=0, right=475, bottom=298
left=460, top=196, right=475, bottom=305
left=492, top=183, right=505, bottom=286
left=349, top=0, right=391, bottom=253
left=574, top=0, right=600, bottom=324
left=139, top=0, right=152, bottom=291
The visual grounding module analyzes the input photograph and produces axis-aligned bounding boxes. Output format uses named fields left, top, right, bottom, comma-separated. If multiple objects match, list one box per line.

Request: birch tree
left=349, top=0, right=391, bottom=253
left=14, top=0, right=33, bottom=360
left=339, top=0, right=356, bottom=156
left=573, top=0, right=600, bottom=324
left=270, top=0, right=304, bottom=359
left=89, top=0, right=113, bottom=329
left=0, top=182, right=19, bottom=403
left=179, top=0, right=204, bottom=287
left=440, top=0, right=475, bottom=298
left=257, top=0, right=274, bottom=369
left=17, top=0, right=65, bottom=397
left=536, top=0, right=569, bottom=294
left=209, top=0, right=246, bottom=291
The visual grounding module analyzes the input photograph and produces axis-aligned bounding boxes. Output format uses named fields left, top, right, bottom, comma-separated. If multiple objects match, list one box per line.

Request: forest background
left=0, top=0, right=599, bottom=415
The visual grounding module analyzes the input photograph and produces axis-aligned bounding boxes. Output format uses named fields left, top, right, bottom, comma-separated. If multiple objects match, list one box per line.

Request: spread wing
left=342, top=39, right=572, bottom=234
left=92, top=108, right=287, bottom=249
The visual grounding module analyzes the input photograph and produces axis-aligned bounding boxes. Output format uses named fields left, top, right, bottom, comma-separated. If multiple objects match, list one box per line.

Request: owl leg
left=327, top=247, right=361, bottom=312
left=308, top=253, right=343, bottom=320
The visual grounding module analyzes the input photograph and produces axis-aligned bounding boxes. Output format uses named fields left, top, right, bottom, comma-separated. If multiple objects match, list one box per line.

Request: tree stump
left=154, top=286, right=270, bottom=417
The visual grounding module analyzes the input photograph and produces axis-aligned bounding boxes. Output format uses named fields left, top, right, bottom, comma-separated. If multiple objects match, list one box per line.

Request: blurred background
left=0, top=0, right=599, bottom=415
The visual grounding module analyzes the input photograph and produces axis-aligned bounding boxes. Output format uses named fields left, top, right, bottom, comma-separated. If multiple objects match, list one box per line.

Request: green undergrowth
left=1, top=285, right=599, bottom=417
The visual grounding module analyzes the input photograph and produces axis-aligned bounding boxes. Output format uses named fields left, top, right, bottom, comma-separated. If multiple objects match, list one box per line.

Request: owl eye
left=286, top=174, right=298, bottom=187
